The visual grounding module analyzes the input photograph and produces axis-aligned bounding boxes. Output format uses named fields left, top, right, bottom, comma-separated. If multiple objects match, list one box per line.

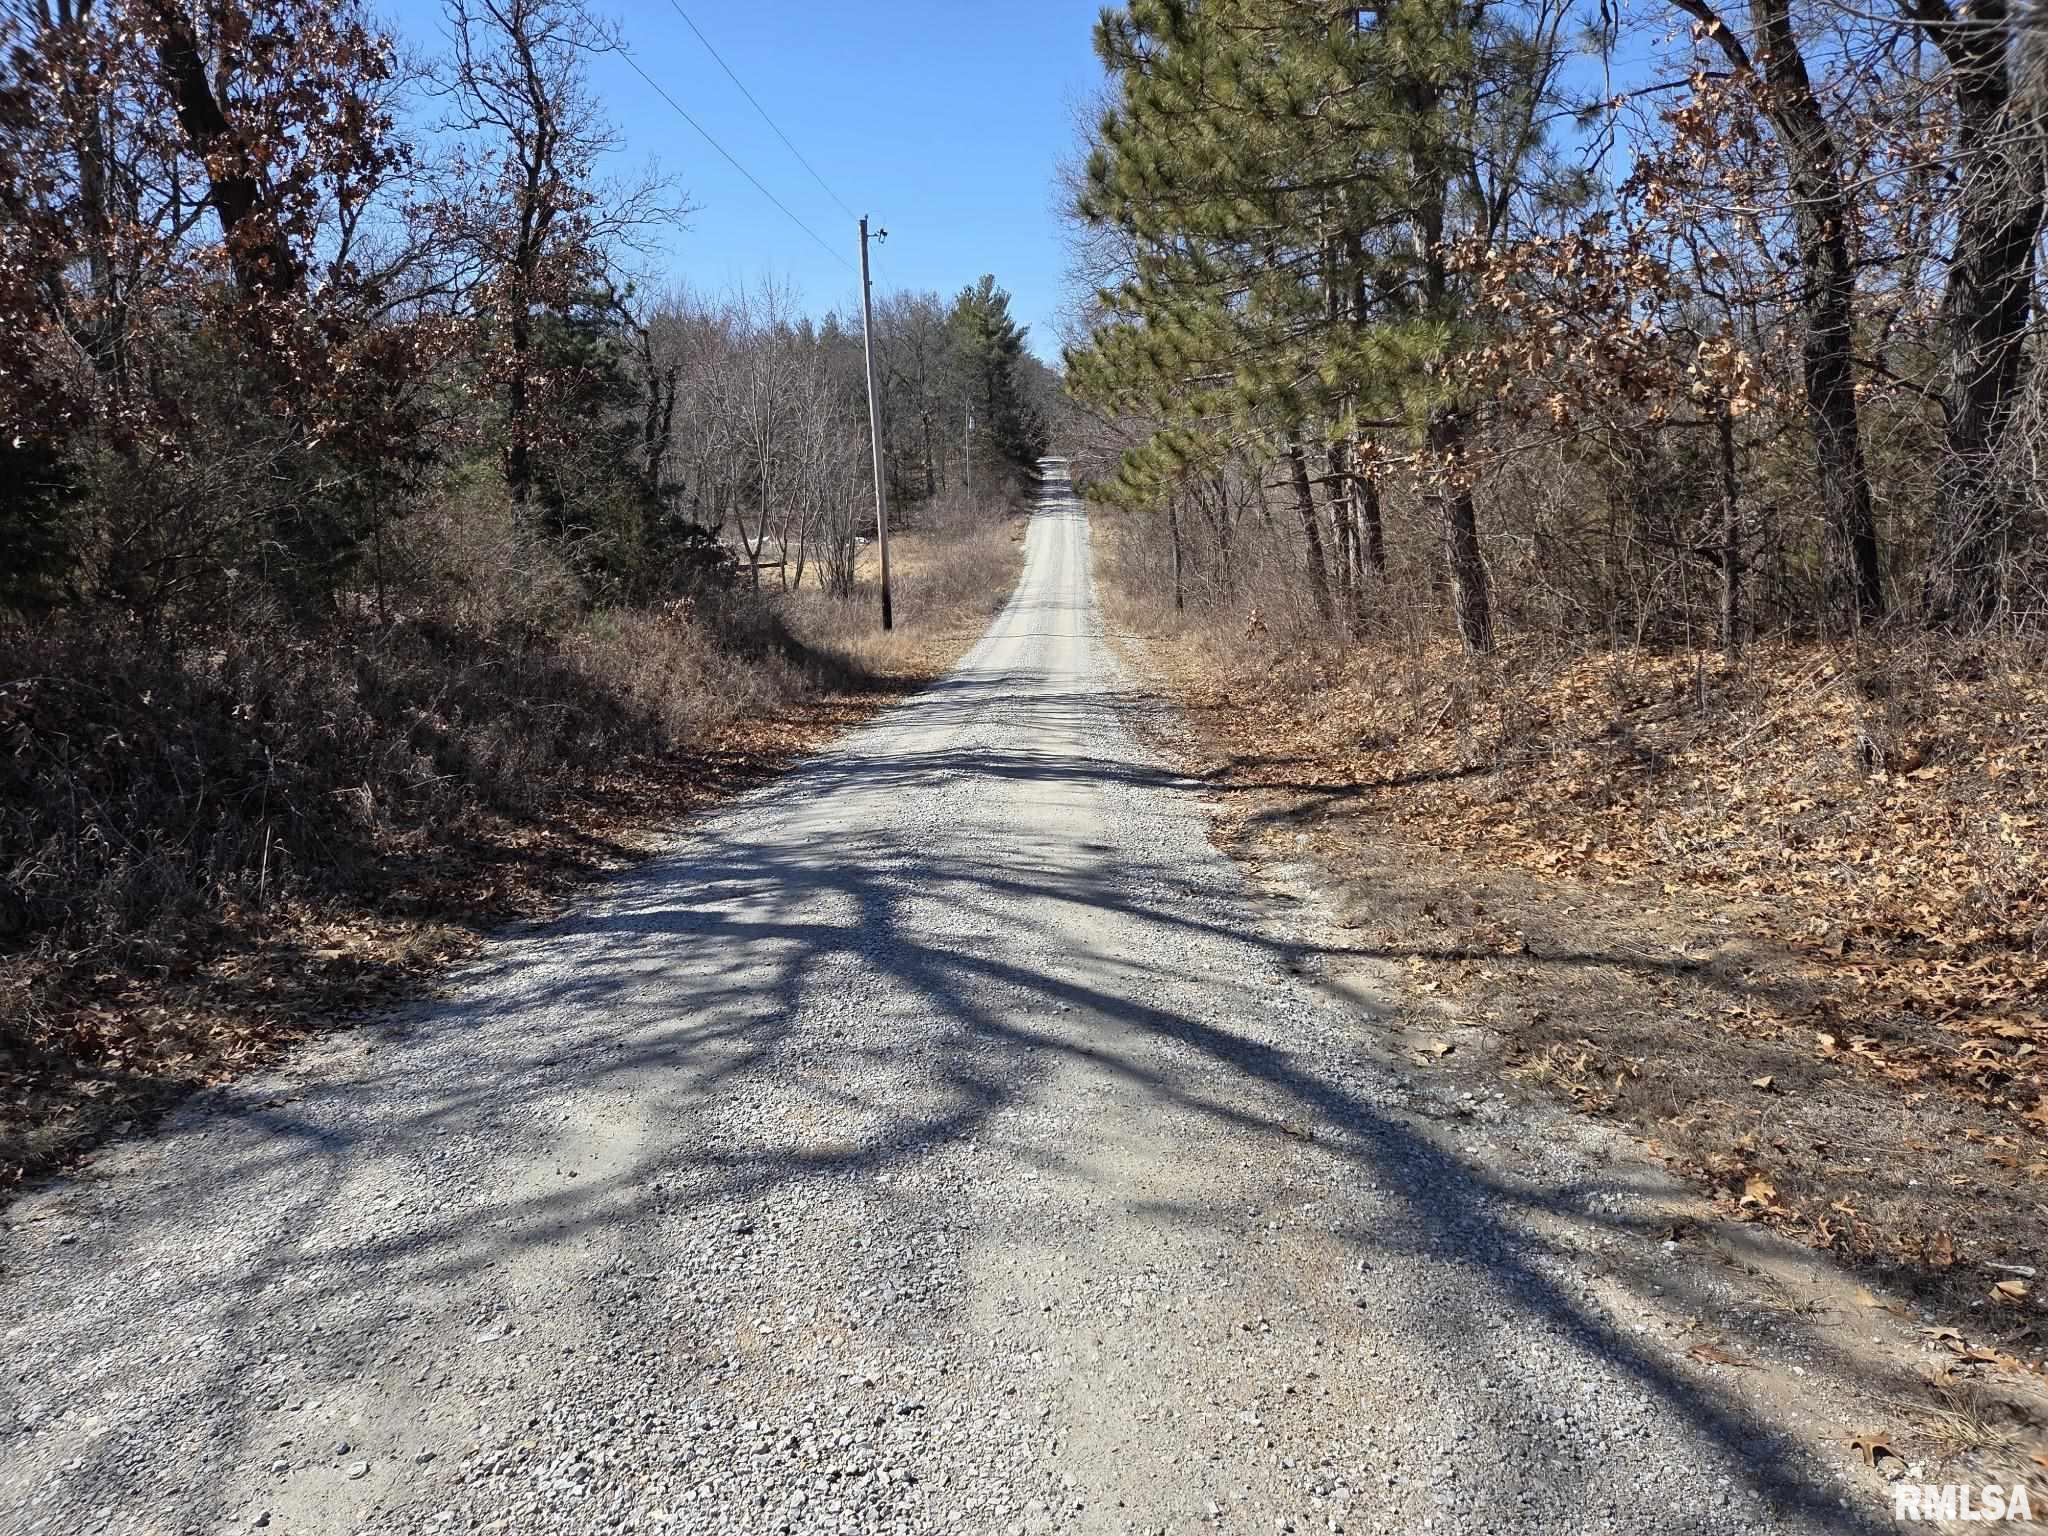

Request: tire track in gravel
left=3, top=469, right=1889, bottom=1536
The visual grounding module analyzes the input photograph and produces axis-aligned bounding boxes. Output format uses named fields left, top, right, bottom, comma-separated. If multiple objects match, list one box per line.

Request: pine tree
left=947, top=275, right=1048, bottom=487
left=527, top=287, right=664, bottom=593
left=1072, top=0, right=1572, bottom=650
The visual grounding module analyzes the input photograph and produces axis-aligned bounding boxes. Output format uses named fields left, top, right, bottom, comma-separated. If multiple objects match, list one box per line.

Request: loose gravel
left=2, top=479, right=1888, bottom=1535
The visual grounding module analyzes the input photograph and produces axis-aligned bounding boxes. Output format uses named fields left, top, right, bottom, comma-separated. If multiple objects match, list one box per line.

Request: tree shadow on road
left=13, top=572, right=1901, bottom=1535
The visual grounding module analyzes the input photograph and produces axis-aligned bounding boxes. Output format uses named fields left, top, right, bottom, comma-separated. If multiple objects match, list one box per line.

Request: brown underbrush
left=0, top=502, right=1026, bottom=1184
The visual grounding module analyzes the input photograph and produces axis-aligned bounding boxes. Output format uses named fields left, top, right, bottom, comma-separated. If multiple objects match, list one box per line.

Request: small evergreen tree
left=527, top=288, right=664, bottom=597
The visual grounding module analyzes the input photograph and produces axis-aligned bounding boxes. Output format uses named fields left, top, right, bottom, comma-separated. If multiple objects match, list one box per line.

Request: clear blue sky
left=381, top=0, right=1111, bottom=360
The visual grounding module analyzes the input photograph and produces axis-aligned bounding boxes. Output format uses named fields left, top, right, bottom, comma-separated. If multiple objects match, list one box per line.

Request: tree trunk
left=1287, top=440, right=1335, bottom=622
left=1925, top=0, right=2048, bottom=623
left=1428, top=405, right=1493, bottom=653
left=507, top=307, right=532, bottom=507
left=1752, top=0, right=1883, bottom=623
left=1675, top=0, right=1883, bottom=623
left=142, top=0, right=300, bottom=300
left=643, top=361, right=677, bottom=488
left=1326, top=437, right=1361, bottom=633
left=1215, top=472, right=1236, bottom=600
left=1319, top=217, right=1361, bottom=633
left=1168, top=496, right=1185, bottom=611
left=1406, top=81, right=1491, bottom=652
left=1718, top=396, right=1743, bottom=657
left=751, top=450, right=766, bottom=589
left=1344, top=232, right=1384, bottom=586
left=1357, top=463, right=1386, bottom=577
left=48, top=0, right=129, bottom=397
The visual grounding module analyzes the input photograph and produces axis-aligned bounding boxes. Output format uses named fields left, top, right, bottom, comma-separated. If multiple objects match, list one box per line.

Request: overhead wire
left=663, top=0, right=863, bottom=225
left=615, top=46, right=855, bottom=273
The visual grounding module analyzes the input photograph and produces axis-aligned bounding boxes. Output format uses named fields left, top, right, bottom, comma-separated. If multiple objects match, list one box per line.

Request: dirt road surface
left=3, top=471, right=1891, bottom=1535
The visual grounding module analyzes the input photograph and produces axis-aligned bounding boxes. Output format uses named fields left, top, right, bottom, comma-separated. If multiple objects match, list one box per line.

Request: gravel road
left=4, top=471, right=1887, bottom=1535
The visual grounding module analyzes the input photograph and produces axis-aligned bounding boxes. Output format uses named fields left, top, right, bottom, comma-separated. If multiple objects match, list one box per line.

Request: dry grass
left=784, top=515, right=1024, bottom=678
left=1902, top=1369, right=2044, bottom=1465
left=0, top=505, right=1025, bottom=1187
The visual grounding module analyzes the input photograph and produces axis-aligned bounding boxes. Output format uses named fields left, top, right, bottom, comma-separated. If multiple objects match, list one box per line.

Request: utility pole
left=857, top=216, right=893, bottom=630
left=963, top=402, right=973, bottom=495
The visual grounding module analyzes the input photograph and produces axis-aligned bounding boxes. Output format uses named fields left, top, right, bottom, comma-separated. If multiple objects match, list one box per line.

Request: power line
left=663, top=0, right=861, bottom=225
left=616, top=47, right=854, bottom=273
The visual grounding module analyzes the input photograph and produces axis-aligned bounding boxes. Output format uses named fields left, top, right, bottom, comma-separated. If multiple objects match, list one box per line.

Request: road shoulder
left=1107, top=627, right=2048, bottom=1527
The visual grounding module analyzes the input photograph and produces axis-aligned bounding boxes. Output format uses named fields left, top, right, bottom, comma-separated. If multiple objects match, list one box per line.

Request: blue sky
left=381, top=0, right=1111, bottom=360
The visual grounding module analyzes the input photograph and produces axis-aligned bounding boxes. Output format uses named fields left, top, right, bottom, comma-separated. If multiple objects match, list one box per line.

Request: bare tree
left=1667, top=0, right=1887, bottom=623
left=1904, top=0, right=2048, bottom=620
left=876, top=291, right=953, bottom=498
left=432, top=0, right=677, bottom=510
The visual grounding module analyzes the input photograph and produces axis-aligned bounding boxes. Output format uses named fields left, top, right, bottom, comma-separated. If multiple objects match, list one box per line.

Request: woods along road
left=5, top=472, right=1883, bottom=1535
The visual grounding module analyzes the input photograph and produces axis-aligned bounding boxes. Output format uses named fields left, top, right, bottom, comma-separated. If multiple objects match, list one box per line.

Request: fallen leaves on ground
left=1156, top=631, right=2045, bottom=1132
left=1119, top=605, right=2047, bottom=1332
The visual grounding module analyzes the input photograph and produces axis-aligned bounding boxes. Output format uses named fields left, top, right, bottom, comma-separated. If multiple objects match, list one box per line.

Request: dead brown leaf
left=1857, top=1287, right=1911, bottom=1319
left=1929, top=1230, right=1957, bottom=1270
left=1689, top=1342, right=1751, bottom=1368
